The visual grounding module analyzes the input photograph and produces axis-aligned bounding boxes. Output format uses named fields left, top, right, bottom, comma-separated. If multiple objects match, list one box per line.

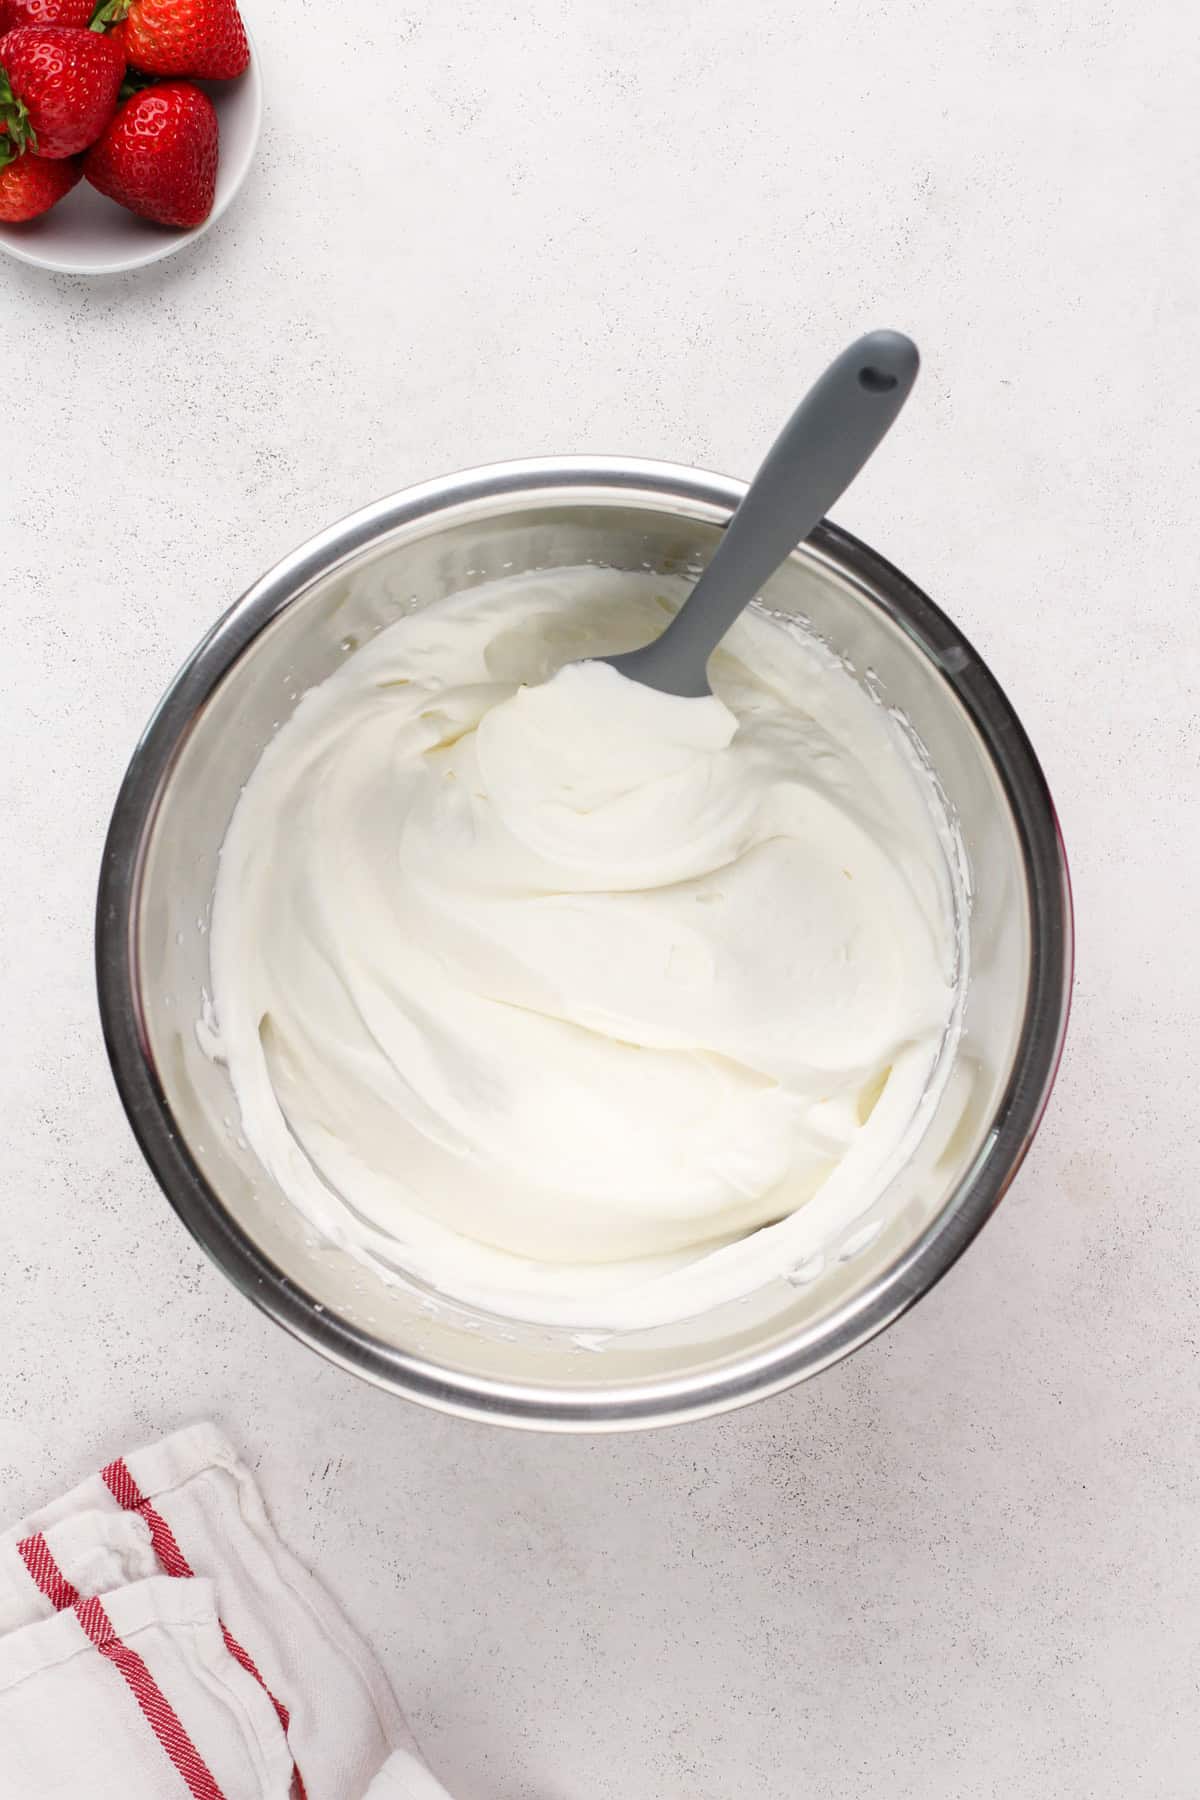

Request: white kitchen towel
left=363, top=1748, right=456, bottom=1800
left=0, top=1506, right=158, bottom=1635
left=0, top=1423, right=453, bottom=1800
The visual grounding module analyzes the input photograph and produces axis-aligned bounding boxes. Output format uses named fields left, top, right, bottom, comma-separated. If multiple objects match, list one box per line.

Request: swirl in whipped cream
left=208, top=567, right=962, bottom=1327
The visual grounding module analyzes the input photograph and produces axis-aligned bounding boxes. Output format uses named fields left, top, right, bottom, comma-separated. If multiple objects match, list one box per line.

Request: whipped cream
left=208, top=567, right=962, bottom=1328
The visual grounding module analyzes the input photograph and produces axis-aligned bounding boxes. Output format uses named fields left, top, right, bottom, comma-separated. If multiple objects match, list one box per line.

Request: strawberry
left=0, top=25, right=124, bottom=157
left=0, top=144, right=79, bottom=215
left=0, top=0, right=94, bottom=27
left=91, top=0, right=248, bottom=81
left=84, top=79, right=215, bottom=226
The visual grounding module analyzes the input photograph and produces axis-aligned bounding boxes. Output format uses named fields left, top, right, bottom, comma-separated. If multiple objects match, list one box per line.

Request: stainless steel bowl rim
left=96, top=458, right=1073, bottom=1430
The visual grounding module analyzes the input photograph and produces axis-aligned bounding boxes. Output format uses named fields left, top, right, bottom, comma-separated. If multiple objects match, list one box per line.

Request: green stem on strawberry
left=88, top=0, right=159, bottom=96
left=118, top=67, right=160, bottom=99
left=0, top=68, right=35, bottom=164
left=89, top=0, right=130, bottom=31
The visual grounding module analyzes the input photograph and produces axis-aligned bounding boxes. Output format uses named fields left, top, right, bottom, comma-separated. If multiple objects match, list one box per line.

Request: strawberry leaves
left=0, top=66, right=35, bottom=164
left=88, top=0, right=130, bottom=27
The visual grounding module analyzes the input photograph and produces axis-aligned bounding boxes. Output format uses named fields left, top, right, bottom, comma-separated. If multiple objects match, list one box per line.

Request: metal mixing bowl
left=96, top=460, right=1072, bottom=1430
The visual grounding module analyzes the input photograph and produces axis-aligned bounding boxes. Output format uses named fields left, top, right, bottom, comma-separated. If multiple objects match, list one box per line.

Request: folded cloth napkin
left=0, top=1423, right=452, bottom=1800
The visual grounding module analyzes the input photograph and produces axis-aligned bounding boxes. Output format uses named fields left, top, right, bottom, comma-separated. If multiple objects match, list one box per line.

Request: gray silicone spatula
left=602, top=330, right=920, bottom=697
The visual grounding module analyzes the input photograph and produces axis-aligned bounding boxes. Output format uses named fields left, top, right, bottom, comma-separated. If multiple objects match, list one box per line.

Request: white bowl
left=0, top=29, right=261, bottom=276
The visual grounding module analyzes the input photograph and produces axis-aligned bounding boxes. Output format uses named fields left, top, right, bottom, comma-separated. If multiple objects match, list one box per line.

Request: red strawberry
left=0, top=145, right=79, bottom=215
left=0, top=25, right=124, bottom=158
left=0, top=0, right=94, bottom=27
left=84, top=79, right=215, bottom=226
left=91, top=0, right=248, bottom=80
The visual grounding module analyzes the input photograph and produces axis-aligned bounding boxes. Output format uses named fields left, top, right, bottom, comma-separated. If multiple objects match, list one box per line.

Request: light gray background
left=2, top=2, right=1196, bottom=1795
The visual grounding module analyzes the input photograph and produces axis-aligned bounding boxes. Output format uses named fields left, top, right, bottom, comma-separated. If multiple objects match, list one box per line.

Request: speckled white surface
left=2, top=2, right=1197, bottom=1794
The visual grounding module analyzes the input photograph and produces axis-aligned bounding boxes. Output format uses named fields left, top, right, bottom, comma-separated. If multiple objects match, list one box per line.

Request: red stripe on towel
left=101, top=1457, right=307, bottom=1800
left=17, top=1532, right=228, bottom=1800
left=16, top=1530, right=81, bottom=1611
